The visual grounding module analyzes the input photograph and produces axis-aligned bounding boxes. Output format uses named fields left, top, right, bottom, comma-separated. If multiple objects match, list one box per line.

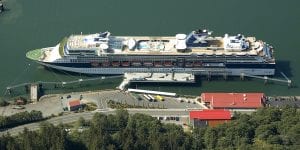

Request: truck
left=148, top=95, right=155, bottom=101
left=155, top=95, right=164, bottom=101
left=143, top=94, right=151, bottom=101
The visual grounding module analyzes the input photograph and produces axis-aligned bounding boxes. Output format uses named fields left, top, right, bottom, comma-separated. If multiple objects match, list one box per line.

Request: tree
left=0, top=133, right=20, bottom=150
left=39, top=122, right=67, bottom=150
left=115, top=109, right=129, bottom=130
left=77, top=117, right=86, bottom=127
left=87, top=113, right=112, bottom=150
left=192, top=127, right=206, bottom=149
left=204, top=127, right=218, bottom=149
left=0, top=98, right=9, bottom=107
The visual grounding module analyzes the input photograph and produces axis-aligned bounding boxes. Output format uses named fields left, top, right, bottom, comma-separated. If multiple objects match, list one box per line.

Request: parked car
left=13, top=106, right=25, bottom=110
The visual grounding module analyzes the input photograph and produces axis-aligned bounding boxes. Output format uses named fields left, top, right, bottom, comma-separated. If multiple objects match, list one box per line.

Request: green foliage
left=199, top=106, right=300, bottom=149
left=0, top=110, right=43, bottom=129
left=83, top=102, right=97, bottom=111
left=0, top=99, right=9, bottom=107
left=1, top=107, right=300, bottom=149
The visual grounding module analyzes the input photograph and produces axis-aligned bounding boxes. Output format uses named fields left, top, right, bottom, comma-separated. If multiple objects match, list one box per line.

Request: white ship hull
left=39, top=62, right=275, bottom=76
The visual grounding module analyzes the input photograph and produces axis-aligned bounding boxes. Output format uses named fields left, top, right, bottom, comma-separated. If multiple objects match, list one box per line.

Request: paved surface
left=1, top=90, right=203, bottom=117
left=0, top=90, right=204, bottom=136
left=0, top=109, right=191, bottom=136
left=0, top=95, right=63, bottom=117
left=125, top=73, right=195, bottom=82
left=266, top=96, right=300, bottom=107
left=59, top=90, right=203, bottom=110
left=118, top=73, right=195, bottom=90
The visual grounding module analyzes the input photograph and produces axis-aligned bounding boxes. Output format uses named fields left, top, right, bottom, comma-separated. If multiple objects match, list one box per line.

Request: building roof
left=201, top=93, right=264, bottom=109
left=190, top=109, right=231, bottom=120
left=68, top=100, right=81, bottom=107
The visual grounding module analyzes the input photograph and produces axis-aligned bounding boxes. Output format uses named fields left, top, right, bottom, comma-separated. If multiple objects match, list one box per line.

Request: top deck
left=63, top=30, right=273, bottom=59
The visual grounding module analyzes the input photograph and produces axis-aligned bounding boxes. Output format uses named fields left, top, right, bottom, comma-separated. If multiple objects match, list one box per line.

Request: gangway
left=240, top=73, right=292, bottom=87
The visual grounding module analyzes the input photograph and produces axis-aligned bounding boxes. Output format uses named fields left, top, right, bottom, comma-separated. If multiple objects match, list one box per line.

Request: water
left=0, top=0, right=299, bottom=96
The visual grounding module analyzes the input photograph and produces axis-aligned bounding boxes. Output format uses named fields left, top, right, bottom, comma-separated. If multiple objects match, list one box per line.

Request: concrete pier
left=117, top=73, right=195, bottom=90
left=30, top=84, right=38, bottom=102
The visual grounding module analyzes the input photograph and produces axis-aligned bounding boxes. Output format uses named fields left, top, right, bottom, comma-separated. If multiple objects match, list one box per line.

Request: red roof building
left=189, top=110, right=231, bottom=127
left=201, top=93, right=265, bottom=109
left=68, top=100, right=82, bottom=111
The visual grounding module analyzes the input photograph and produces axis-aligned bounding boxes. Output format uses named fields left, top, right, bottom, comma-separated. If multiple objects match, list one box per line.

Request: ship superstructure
left=26, top=29, right=275, bottom=76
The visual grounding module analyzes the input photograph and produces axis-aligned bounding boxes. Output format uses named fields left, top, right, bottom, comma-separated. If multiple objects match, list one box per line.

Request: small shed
left=68, top=100, right=82, bottom=111
left=189, top=109, right=231, bottom=127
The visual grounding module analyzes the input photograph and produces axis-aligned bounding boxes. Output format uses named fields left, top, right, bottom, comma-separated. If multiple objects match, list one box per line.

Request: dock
left=0, top=2, right=4, bottom=13
left=117, top=73, right=195, bottom=90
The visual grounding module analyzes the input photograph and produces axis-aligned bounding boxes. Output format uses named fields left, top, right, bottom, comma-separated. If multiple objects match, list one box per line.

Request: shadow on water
left=275, top=60, right=293, bottom=78
left=43, top=60, right=295, bottom=91
left=128, top=76, right=202, bottom=90
left=43, top=66, right=121, bottom=78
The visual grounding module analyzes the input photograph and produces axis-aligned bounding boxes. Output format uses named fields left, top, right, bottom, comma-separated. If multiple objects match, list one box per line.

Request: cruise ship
left=26, top=29, right=275, bottom=76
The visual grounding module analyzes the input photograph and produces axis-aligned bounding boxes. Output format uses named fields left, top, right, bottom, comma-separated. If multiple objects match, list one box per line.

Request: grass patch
left=83, top=102, right=97, bottom=111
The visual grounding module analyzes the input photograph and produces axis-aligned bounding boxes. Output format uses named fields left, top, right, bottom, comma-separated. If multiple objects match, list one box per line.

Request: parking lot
left=0, top=90, right=205, bottom=117
left=59, top=90, right=203, bottom=109
left=0, top=95, right=64, bottom=117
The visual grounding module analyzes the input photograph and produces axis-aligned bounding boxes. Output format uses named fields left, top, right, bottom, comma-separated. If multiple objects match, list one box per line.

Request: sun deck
left=65, top=36, right=258, bottom=55
left=59, top=30, right=273, bottom=60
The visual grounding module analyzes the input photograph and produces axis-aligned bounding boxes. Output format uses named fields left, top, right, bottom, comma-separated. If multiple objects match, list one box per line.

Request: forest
left=0, top=110, right=43, bottom=129
left=0, top=106, right=299, bottom=150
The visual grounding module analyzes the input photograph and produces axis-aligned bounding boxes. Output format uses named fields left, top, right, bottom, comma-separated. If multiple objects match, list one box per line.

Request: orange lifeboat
left=164, top=61, right=173, bottom=67
left=154, top=61, right=163, bottom=67
left=143, top=62, right=153, bottom=67
left=121, top=61, right=130, bottom=67
left=193, top=61, right=202, bottom=67
left=102, top=62, right=110, bottom=67
left=132, top=61, right=142, bottom=67
left=185, top=62, right=193, bottom=67
left=90, top=61, right=100, bottom=67
left=112, top=61, right=120, bottom=67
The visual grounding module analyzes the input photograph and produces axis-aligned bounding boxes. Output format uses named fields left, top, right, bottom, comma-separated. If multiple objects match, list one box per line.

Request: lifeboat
left=143, top=62, right=153, bottom=67
left=193, top=61, right=202, bottom=67
left=112, top=61, right=120, bottom=67
left=90, top=61, right=100, bottom=67
left=185, top=62, right=193, bottom=67
left=132, top=61, right=142, bottom=67
left=164, top=61, right=173, bottom=67
left=121, top=61, right=130, bottom=67
left=102, top=62, right=110, bottom=67
left=154, top=61, right=163, bottom=67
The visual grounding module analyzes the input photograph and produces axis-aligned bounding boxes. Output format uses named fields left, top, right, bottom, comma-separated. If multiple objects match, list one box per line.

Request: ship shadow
left=275, top=60, right=293, bottom=78
left=129, top=76, right=203, bottom=89
left=43, top=66, right=120, bottom=78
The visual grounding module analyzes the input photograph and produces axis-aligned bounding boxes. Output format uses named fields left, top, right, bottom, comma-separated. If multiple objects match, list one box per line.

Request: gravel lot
left=0, top=95, right=63, bottom=117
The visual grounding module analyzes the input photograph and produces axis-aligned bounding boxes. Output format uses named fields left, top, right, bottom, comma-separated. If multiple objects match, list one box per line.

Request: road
left=0, top=108, right=190, bottom=136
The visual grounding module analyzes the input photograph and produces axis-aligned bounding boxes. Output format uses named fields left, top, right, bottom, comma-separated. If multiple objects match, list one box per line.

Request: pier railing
left=5, top=75, right=124, bottom=96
